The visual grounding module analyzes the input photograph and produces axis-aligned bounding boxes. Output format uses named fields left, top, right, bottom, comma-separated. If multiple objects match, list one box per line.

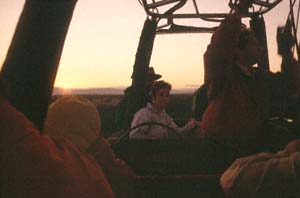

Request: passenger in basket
left=44, top=95, right=138, bottom=198
left=44, top=96, right=101, bottom=151
left=115, top=67, right=162, bottom=131
left=200, top=0, right=300, bottom=155
left=0, top=77, right=114, bottom=198
left=130, top=80, right=201, bottom=139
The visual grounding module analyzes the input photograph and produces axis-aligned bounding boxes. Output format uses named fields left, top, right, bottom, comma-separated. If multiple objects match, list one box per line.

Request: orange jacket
left=89, top=138, right=138, bottom=198
left=0, top=99, right=114, bottom=198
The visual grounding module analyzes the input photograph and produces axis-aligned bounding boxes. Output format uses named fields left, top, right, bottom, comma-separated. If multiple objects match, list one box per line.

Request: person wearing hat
left=115, top=67, right=161, bottom=130
left=0, top=78, right=115, bottom=198
left=144, top=67, right=162, bottom=89
left=44, top=95, right=139, bottom=198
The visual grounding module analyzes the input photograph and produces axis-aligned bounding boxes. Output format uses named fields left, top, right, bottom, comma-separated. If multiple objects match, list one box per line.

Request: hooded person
left=44, top=95, right=100, bottom=150
left=44, top=95, right=138, bottom=198
left=0, top=78, right=114, bottom=198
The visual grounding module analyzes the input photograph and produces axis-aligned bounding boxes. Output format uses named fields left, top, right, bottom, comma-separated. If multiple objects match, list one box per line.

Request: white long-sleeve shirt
left=130, top=103, right=196, bottom=139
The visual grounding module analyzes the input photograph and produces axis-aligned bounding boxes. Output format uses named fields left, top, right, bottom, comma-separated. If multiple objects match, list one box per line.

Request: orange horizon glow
left=0, top=0, right=292, bottom=90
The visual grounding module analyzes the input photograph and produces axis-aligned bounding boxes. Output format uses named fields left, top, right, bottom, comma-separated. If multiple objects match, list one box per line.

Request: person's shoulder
left=135, top=106, right=149, bottom=116
left=131, top=106, right=152, bottom=126
left=134, top=103, right=154, bottom=118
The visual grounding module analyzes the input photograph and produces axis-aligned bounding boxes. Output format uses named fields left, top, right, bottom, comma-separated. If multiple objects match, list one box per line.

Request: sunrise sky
left=0, top=0, right=293, bottom=90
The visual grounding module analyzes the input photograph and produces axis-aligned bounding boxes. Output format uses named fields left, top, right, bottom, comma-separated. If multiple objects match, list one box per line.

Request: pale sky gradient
left=0, top=0, right=293, bottom=89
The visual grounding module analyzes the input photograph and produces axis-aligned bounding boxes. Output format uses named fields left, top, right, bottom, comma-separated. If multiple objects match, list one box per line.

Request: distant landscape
left=53, top=87, right=198, bottom=95
left=52, top=88, right=196, bottom=137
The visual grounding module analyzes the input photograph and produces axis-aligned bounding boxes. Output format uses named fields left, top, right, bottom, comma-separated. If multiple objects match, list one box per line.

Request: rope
left=288, top=0, right=300, bottom=59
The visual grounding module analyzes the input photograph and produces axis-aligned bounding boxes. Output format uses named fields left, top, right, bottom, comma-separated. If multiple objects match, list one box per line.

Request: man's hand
left=187, top=118, right=201, bottom=128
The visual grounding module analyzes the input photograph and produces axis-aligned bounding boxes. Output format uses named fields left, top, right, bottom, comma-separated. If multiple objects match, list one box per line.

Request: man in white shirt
left=130, top=80, right=200, bottom=139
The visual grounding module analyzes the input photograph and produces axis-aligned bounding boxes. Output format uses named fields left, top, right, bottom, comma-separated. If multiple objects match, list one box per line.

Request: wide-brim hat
left=147, top=67, right=162, bottom=81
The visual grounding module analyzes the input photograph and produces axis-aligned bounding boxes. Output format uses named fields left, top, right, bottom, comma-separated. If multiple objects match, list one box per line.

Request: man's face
left=152, top=88, right=171, bottom=110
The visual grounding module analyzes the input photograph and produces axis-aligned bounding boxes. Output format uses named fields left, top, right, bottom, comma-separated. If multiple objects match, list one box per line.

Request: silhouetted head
left=146, top=67, right=162, bottom=81
left=236, top=26, right=264, bottom=67
left=144, top=67, right=162, bottom=90
left=44, top=95, right=101, bottom=150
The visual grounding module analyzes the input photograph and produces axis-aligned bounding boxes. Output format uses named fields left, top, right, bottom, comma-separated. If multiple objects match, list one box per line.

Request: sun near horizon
left=0, top=0, right=291, bottom=90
